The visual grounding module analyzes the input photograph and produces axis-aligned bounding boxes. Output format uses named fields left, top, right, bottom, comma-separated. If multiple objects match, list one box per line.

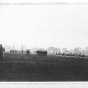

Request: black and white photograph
left=0, top=0, right=88, bottom=86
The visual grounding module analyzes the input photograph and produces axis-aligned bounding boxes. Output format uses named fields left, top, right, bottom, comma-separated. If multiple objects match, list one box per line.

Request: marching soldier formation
left=0, top=44, right=86, bottom=64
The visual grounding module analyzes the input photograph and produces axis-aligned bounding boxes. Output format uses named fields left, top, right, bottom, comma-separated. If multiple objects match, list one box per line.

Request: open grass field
left=0, top=52, right=88, bottom=81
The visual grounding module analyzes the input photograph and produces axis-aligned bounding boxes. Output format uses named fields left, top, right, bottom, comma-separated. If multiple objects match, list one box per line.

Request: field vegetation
left=0, top=53, right=88, bottom=81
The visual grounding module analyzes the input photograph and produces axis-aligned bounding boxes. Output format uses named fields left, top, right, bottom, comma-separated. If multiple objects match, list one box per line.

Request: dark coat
left=0, top=47, right=4, bottom=57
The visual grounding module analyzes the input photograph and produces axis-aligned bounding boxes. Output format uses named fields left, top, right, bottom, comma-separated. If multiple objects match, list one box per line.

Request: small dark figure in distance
left=0, top=44, right=5, bottom=63
left=10, top=50, right=12, bottom=53
left=26, top=50, right=30, bottom=55
left=22, top=49, right=23, bottom=54
left=82, top=53, right=85, bottom=59
left=15, top=50, right=17, bottom=53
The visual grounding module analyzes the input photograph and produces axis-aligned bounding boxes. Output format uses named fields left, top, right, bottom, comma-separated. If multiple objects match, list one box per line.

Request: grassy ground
left=0, top=53, right=88, bottom=81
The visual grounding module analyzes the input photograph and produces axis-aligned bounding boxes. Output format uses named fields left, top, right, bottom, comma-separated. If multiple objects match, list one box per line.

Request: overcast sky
left=0, top=0, right=88, bottom=50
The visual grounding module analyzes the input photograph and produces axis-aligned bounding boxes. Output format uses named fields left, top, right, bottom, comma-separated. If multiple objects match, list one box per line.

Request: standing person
left=0, top=44, right=5, bottom=63
left=26, top=50, right=30, bottom=55
left=22, top=49, right=23, bottom=54
left=2, top=47, right=5, bottom=57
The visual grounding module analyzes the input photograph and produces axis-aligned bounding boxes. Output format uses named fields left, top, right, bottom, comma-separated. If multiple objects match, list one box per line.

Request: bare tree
left=73, top=47, right=82, bottom=54
left=62, top=48, right=68, bottom=53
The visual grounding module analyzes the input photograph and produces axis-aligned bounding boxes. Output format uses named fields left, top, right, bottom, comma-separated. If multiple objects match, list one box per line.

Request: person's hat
left=0, top=44, right=2, bottom=47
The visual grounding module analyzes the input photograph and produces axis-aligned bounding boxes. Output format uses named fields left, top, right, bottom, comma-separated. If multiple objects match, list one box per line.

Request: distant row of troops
left=53, top=52, right=85, bottom=58
left=9, top=49, right=86, bottom=58
left=10, top=49, right=47, bottom=56
left=10, top=49, right=30, bottom=55
left=0, top=44, right=86, bottom=64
